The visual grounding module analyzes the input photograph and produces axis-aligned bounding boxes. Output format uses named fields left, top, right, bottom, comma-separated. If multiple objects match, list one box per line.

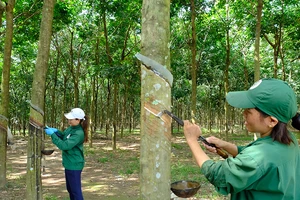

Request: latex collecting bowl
left=41, top=149, right=54, bottom=155
left=171, top=180, right=200, bottom=198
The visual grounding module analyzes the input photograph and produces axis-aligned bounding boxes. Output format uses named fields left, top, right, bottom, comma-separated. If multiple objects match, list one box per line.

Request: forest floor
left=0, top=130, right=260, bottom=200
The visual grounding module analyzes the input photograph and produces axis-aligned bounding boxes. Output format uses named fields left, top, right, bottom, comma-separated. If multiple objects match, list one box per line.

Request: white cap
left=64, top=108, right=85, bottom=120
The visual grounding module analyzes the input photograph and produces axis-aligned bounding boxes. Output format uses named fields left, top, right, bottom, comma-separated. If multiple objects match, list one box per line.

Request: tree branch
left=263, top=33, right=275, bottom=48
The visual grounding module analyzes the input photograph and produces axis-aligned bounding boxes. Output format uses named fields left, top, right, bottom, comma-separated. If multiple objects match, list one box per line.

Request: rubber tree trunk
left=0, top=0, right=14, bottom=188
left=190, top=0, right=197, bottom=115
left=224, top=1, right=230, bottom=140
left=253, top=0, right=263, bottom=140
left=26, top=1, right=55, bottom=199
left=254, top=0, right=263, bottom=82
left=140, top=0, right=171, bottom=199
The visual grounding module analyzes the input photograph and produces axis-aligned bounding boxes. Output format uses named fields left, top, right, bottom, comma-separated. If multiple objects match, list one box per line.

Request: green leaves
left=2, top=0, right=299, bottom=132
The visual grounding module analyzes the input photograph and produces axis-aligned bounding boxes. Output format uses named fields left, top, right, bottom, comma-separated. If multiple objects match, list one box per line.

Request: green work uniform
left=51, top=125, right=85, bottom=170
left=201, top=133, right=300, bottom=200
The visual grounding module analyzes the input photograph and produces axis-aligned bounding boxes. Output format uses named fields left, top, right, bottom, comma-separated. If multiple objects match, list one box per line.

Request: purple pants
left=65, top=169, right=83, bottom=200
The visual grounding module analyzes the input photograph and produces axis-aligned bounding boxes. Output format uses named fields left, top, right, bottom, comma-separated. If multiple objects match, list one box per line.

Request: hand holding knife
left=198, top=136, right=228, bottom=159
left=162, top=110, right=228, bottom=159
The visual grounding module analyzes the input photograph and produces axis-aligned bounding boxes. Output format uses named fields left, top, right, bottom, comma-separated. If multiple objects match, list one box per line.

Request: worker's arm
left=183, top=120, right=210, bottom=167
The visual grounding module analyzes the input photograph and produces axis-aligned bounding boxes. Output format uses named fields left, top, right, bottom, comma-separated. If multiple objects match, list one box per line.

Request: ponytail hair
left=270, top=112, right=300, bottom=145
left=292, top=113, right=300, bottom=130
left=80, top=116, right=89, bottom=143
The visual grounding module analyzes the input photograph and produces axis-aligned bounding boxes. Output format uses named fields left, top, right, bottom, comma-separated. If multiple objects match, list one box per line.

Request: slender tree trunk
left=89, top=36, right=100, bottom=147
left=253, top=0, right=263, bottom=140
left=105, top=80, right=111, bottom=138
left=273, top=34, right=279, bottom=79
left=263, top=31, right=281, bottom=79
left=99, top=80, right=104, bottom=131
left=280, top=44, right=286, bottom=81
left=279, top=2, right=286, bottom=81
left=102, top=4, right=116, bottom=146
left=120, top=25, right=131, bottom=138
left=50, top=51, right=59, bottom=126
left=0, top=0, right=14, bottom=188
left=120, top=84, right=128, bottom=138
left=26, top=1, right=55, bottom=199
left=89, top=76, right=95, bottom=147
left=190, top=0, right=197, bottom=115
left=74, top=44, right=82, bottom=106
left=62, top=76, right=68, bottom=129
left=254, top=0, right=263, bottom=82
left=242, top=51, right=249, bottom=136
left=129, top=100, right=133, bottom=133
left=140, top=0, right=171, bottom=199
left=224, top=1, right=230, bottom=140
left=69, top=31, right=75, bottom=104
left=112, top=84, right=118, bottom=150
left=262, top=20, right=283, bottom=79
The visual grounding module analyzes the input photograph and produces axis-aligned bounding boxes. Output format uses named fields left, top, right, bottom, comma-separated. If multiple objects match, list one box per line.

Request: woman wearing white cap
left=45, top=108, right=89, bottom=200
left=183, top=78, right=300, bottom=199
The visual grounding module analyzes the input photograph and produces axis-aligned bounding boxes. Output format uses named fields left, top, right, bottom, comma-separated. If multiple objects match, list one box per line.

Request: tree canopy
left=0, top=0, right=299, bottom=136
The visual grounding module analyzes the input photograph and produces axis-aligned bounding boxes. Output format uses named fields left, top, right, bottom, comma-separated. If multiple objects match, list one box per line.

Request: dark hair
left=271, top=122, right=292, bottom=144
left=80, top=116, right=89, bottom=143
left=255, top=108, right=293, bottom=145
left=292, top=113, right=300, bottom=130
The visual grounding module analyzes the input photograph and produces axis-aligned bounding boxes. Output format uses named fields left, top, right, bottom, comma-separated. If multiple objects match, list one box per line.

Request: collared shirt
left=51, top=124, right=85, bottom=170
left=201, top=133, right=300, bottom=200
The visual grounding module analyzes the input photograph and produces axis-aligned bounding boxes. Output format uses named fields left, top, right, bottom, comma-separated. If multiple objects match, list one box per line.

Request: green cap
left=226, top=78, right=297, bottom=123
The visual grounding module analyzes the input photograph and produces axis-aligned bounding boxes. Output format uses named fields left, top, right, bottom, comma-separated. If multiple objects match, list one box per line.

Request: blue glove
left=44, top=128, right=54, bottom=135
left=44, top=126, right=58, bottom=135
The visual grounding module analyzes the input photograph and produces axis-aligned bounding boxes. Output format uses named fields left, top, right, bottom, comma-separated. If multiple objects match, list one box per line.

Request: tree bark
left=140, top=0, right=171, bottom=199
left=112, top=83, right=118, bottom=150
left=253, top=0, right=263, bottom=140
left=254, top=0, right=263, bottom=82
left=101, top=3, right=113, bottom=142
left=89, top=36, right=100, bottom=147
left=26, top=0, right=55, bottom=199
left=190, top=0, right=197, bottom=115
left=0, top=0, right=14, bottom=188
left=263, top=30, right=281, bottom=79
left=67, top=31, right=81, bottom=107
left=224, top=1, right=230, bottom=140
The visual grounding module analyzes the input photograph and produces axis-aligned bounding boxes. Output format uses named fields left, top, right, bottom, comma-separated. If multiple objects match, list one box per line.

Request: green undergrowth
left=44, top=195, right=69, bottom=200
left=85, top=147, right=140, bottom=176
left=5, top=174, right=26, bottom=189
left=171, top=161, right=204, bottom=183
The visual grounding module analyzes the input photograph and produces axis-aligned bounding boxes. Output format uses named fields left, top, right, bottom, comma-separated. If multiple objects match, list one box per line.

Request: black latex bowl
left=41, top=149, right=54, bottom=155
left=171, top=180, right=200, bottom=198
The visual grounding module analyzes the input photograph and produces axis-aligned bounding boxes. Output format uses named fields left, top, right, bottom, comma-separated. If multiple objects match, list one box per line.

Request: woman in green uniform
left=45, top=108, right=89, bottom=200
left=183, top=78, right=300, bottom=200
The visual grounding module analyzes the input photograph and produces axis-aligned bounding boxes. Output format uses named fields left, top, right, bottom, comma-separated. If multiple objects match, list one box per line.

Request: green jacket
left=202, top=133, right=300, bottom=200
left=51, top=125, right=85, bottom=170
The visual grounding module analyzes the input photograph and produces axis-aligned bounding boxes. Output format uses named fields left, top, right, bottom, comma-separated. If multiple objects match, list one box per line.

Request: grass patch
left=172, top=143, right=184, bottom=150
left=44, top=195, right=69, bottom=200
left=113, top=150, right=139, bottom=175
left=98, top=157, right=109, bottom=163
left=85, top=147, right=95, bottom=155
left=171, top=161, right=204, bottom=183
left=170, top=161, right=225, bottom=198
left=5, top=174, right=26, bottom=189
left=95, top=148, right=140, bottom=176
left=97, top=152, right=115, bottom=163
left=118, top=157, right=139, bottom=175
